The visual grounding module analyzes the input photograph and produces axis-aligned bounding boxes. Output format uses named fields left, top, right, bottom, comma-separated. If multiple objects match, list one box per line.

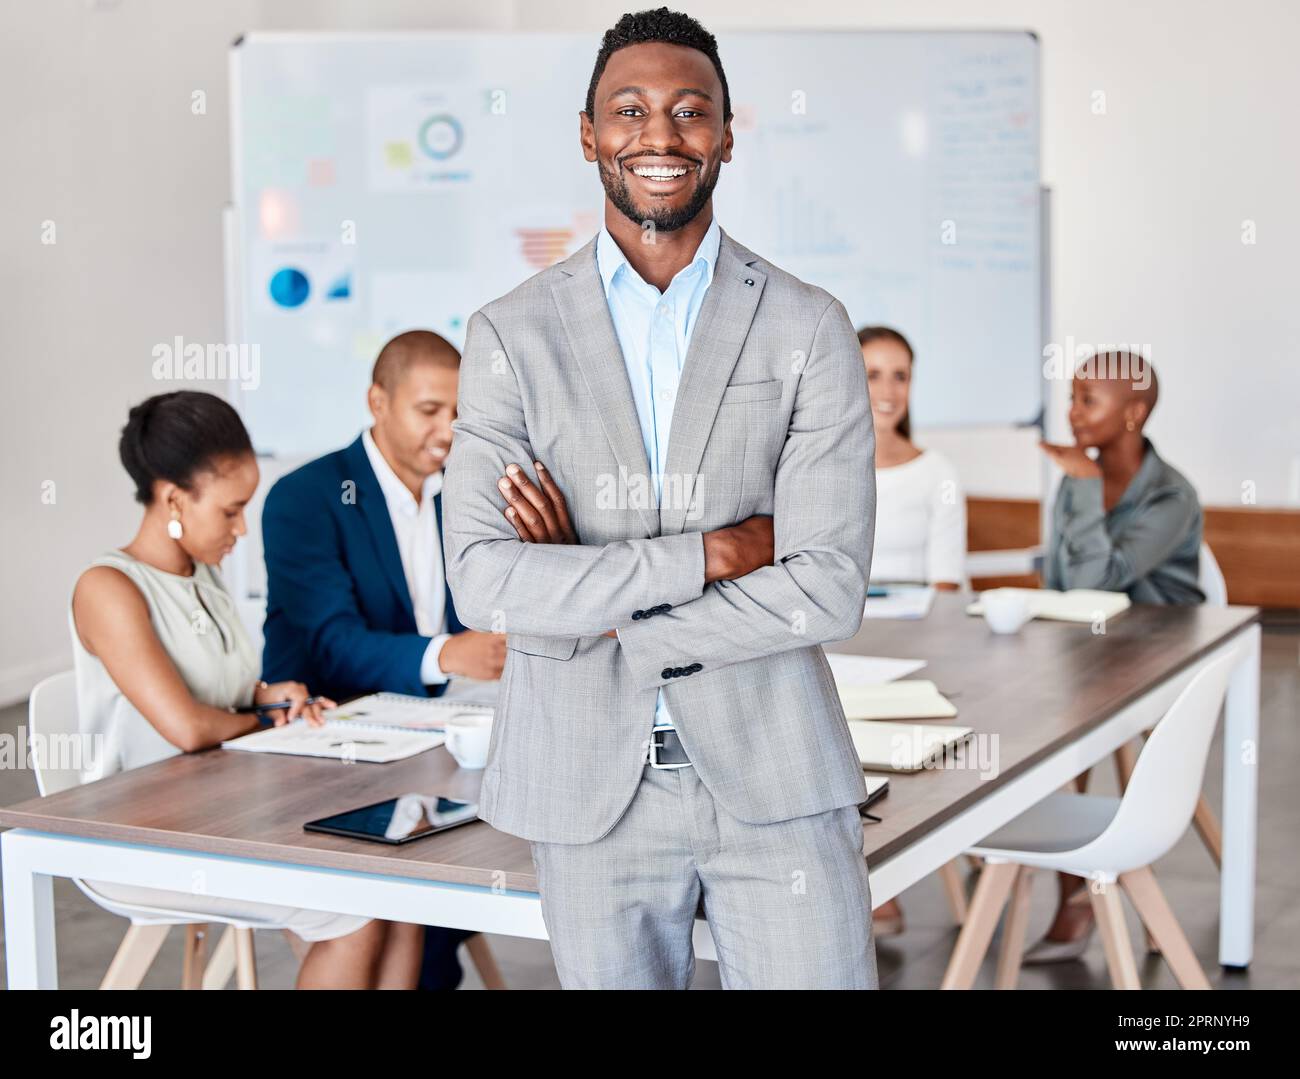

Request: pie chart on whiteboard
left=269, top=267, right=310, bottom=308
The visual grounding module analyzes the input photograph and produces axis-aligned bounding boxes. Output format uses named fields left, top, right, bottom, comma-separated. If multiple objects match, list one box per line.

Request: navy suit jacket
left=261, top=435, right=465, bottom=701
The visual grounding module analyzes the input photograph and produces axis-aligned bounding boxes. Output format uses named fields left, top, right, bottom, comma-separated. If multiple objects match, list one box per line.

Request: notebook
left=849, top=721, right=974, bottom=772
left=321, top=691, right=493, bottom=732
left=221, top=722, right=443, bottom=763
left=966, top=587, right=1131, bottom=623
left=837, top=679, right=958, bottom=721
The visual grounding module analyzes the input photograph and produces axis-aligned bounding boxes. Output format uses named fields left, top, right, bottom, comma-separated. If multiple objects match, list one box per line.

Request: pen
left=238, top=696, right=327, bottom=715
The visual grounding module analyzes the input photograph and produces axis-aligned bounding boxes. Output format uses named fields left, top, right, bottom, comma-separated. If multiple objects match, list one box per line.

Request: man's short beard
left=598, top=156, right=720, bottom=234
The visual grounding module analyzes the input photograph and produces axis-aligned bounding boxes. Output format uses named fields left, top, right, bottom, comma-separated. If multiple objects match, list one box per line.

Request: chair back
left=1200, top=543, right=1228, bottom=607
left=1080, top=649, right=1238, bottom=873
left=28, top=671, right=83, bottom=796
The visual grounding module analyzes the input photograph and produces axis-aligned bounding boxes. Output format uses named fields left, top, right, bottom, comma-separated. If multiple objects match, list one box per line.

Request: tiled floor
left=2, top=627, right=1296, bottom=990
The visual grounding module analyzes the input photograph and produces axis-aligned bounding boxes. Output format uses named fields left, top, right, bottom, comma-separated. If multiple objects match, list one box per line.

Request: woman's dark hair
left=119, top=391, right=253, bottom=504
left=857, top=325, right=915, bottom=440
left=584, top=7, right=732, bottom=122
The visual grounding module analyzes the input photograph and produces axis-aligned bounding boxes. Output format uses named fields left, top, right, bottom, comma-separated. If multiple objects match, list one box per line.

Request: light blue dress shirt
left=596, top=215, right=721, bottom=734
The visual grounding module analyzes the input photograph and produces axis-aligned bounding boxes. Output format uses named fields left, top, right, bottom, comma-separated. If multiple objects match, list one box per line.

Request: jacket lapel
left=660, top=229, right=767, bottom=535
left=433, top=489, right=464, bottom=635
left=343, top=435, right=417, bottom=630
left=550, top=235, right=658, bottom=538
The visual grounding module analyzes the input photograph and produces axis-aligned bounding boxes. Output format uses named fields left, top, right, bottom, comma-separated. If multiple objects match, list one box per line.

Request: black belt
left=648, top=724, right=692, bottom=769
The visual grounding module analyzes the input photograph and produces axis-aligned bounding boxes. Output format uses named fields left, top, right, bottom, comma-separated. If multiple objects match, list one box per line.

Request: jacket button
left=661, top=667, right=674, bottom=679
left=657, top=604, right=671, bottom=614
left=689, top=662, right=703, bottom=673
left=632, top=610, right=644, bottom=620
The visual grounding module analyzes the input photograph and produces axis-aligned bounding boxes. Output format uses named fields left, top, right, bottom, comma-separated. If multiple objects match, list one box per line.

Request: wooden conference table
left=1, top=595, right=1261, bottom=988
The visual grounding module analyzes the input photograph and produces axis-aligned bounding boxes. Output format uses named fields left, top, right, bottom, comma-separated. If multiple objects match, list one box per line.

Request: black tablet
left=304, top=794, right=479, bottom=845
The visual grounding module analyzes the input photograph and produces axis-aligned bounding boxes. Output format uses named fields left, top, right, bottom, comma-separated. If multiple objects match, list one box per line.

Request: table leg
left=1220, top=623, right=1260, bottom=969
left=1, top=831, right=59, bottom=988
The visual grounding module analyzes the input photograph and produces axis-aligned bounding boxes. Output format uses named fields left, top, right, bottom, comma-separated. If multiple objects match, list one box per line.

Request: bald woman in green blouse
left=1027, top=350, right=1205, bottom=963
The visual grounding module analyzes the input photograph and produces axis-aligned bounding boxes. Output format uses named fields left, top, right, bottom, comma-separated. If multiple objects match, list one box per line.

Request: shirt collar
left=362, top=428, right=441, bottom=514
left=596, top=214, right=721, bottom=298
left=1113, top=437, right=1161, bottom=513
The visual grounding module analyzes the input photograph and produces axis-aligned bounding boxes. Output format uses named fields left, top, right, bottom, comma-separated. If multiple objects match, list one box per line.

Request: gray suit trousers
left=530, top=763, right=879, bottom=989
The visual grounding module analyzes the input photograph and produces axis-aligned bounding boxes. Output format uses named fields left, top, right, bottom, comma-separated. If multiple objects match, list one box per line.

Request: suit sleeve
left=262, top=472, right=430, bottom=695
left=442, top=310, right=707, bottom=637
left=615, top=297, right=876, bottom=690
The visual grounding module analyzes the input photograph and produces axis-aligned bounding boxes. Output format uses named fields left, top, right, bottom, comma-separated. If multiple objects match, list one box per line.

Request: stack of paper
left=838, top=680, right=957, bottom=721
left=966, top=588, right=1131, bottom=623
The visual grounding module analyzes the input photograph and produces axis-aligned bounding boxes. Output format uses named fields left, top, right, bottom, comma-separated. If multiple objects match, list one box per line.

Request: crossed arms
left=440, top=298, right=876, bottom=691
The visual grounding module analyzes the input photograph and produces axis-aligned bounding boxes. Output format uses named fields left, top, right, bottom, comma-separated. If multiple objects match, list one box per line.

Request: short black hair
left=119, top=391, right=254, bottom=504
left=584, top=7, right=732, bottom=122
left=372, top=329, right=460, bottom=393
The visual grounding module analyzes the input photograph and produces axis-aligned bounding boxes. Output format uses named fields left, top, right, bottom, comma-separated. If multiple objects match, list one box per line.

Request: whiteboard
left=228, top=30, right=1041, bottom=456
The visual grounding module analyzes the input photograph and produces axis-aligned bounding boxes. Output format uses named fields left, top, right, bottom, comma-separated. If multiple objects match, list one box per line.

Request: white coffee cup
left=981, top=589, right=1032, bottom=635
left=445, top=712, right=493, bottom=770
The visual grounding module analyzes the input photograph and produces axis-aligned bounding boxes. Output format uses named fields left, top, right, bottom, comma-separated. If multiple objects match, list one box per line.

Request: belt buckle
left=648, top=723, right=692, bottom=770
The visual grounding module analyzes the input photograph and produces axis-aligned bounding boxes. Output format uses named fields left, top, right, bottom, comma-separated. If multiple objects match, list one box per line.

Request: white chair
left=1116, top=542, right=1228, bottom=872
left=1199, top=542, right=1228, bottom=607
left=30, top=671, right=270, bottom=989
left=942, top=648, right=1238, bottom=989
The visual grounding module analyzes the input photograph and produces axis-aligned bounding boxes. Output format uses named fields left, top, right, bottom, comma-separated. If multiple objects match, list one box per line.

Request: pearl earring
left=1126, top=420, right=1136, bottom=432
left=167, top=510, right=183, bottom=540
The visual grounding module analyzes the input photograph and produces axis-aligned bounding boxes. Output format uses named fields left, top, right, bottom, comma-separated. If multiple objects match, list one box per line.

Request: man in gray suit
left=443, top=8, right=878, bottom=989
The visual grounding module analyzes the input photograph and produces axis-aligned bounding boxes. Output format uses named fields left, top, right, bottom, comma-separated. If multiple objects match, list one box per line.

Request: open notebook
left=966, top=587, right=1131, bottom=623
left=222, top=722, right=443, bottom=763
left=221, top=692, right=491, bottom=762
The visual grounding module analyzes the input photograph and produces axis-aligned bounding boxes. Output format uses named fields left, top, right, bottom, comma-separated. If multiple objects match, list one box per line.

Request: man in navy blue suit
left=262, top=329, right=506, bottom=989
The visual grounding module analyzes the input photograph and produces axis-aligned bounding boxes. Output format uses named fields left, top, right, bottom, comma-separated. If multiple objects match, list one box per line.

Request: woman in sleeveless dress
left=70, top=391, right=424, bottom=988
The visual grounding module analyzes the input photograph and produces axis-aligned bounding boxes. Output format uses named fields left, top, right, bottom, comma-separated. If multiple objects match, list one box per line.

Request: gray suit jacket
left=443, top=227, right=876, bottom=844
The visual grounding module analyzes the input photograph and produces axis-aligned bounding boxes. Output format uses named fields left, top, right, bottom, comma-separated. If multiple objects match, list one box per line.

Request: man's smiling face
left=582, top=41, right=733, bottom=233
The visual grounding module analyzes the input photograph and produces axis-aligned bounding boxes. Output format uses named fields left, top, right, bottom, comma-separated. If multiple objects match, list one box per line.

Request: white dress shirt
left=597, top=215, right=721, bottom=733
left=362, top=428, right=452, bottom=684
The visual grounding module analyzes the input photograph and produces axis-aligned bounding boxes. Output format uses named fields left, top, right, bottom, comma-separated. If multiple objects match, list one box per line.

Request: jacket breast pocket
left=505, top=633, right=579, bottom=661
left=712, top=379, right=786, bottom=519
left=719, top=378, right=783, bottom=406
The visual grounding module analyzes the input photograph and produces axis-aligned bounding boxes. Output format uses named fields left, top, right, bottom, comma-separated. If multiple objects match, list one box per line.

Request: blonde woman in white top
left=70, top=391, right=424, bottom=988
left=858, top=326, right=968, bottom=937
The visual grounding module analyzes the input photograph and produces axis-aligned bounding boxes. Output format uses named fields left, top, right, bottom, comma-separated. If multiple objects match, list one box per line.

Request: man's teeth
left=633, top=166, right=689, bottom=179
